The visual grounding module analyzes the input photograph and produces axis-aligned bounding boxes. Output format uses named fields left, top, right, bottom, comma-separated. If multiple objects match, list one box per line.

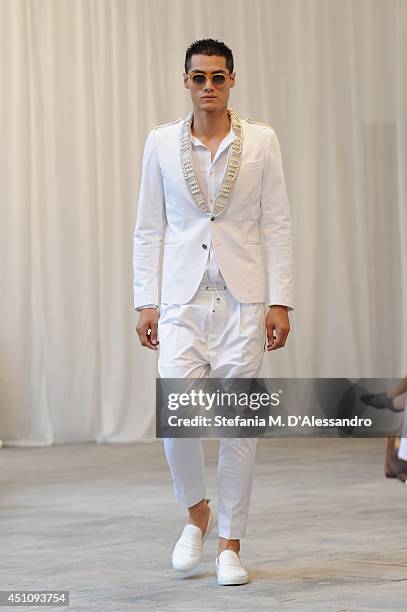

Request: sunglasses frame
left=185, top=70, right=233, bottom=87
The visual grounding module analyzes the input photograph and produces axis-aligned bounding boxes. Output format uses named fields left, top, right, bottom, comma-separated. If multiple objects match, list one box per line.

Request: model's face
left=183, top=54, right=235, bottom=112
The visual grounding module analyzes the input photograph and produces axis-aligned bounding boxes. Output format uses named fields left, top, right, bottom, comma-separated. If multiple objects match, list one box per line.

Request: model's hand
left=265, top=305, right=290, bottom=351
left=136, top=308, right=159, bottom=350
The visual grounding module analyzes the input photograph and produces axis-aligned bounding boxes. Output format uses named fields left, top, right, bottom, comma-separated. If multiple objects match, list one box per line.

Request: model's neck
left=190, top=106, right=231, bottom=140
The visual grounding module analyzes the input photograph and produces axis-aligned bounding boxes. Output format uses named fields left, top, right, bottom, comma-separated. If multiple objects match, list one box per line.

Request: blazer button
left=210, top=216, right=215, bottom=221
left=202, top=244, right=207, bottom=249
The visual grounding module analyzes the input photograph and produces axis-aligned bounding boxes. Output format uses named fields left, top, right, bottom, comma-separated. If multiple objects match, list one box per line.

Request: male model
left=133, top=39, right=294, bottom=585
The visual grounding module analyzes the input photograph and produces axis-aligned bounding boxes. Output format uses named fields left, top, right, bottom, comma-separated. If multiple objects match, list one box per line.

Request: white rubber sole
left=217, top=574, right=249, bottom=586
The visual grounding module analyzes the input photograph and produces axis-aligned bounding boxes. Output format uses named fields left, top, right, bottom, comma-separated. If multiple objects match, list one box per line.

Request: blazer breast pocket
left=239, top=159, right=264, bottom=172
left=236, top=160, right=264, bottom=201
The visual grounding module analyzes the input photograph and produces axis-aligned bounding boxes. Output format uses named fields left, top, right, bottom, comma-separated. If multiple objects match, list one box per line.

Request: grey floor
left=1, top=438, right=406, bottom=612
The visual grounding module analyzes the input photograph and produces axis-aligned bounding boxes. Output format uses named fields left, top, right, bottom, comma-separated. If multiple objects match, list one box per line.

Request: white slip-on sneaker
left=172, top=502, right=214, bottom=572
left=215, top=550, right=249, bottom=586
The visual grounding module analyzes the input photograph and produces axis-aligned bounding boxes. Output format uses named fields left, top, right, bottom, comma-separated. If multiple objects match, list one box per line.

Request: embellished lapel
left=179, top=106, right=243, bottom=216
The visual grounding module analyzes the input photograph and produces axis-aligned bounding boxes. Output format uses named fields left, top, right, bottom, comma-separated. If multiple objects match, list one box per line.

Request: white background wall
left=0, top=0, right=406, bottom=445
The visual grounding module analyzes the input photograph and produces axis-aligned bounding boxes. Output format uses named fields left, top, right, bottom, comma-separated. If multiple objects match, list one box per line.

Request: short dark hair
left=184, top=38, right=234, bottom=74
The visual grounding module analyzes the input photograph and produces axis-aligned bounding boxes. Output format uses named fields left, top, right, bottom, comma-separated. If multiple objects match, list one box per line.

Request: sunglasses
left=186, top=71, right=232, bottom=87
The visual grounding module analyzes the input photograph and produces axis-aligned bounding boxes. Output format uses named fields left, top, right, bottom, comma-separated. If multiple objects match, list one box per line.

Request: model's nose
left=203, top=77, right=214, bottom=91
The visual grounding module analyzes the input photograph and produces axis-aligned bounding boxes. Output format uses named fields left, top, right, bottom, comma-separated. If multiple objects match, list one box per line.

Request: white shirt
left=190, top=125, right=236, bottom=285
left=139, top=124, right=236, bottom=308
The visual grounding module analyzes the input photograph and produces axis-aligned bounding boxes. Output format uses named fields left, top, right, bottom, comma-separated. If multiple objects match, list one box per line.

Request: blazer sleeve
left=260, top=129, right=294, bottom=311
left=133, top=129, right=165, bottom=310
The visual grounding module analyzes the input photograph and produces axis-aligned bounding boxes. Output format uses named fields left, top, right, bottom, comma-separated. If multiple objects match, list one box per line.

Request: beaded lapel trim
left=179, top=106, right=243, bottom=216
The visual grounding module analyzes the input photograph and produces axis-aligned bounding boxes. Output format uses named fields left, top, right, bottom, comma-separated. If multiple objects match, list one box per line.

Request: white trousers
left=157, top=280, right=266, bottom=539
left=399, top=395, right=407, bottom=460
left=399, top=438, right=407, bottom=461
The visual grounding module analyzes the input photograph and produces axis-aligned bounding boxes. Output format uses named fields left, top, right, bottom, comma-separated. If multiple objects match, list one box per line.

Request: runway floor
left=1, top=438, right=406, bottom=611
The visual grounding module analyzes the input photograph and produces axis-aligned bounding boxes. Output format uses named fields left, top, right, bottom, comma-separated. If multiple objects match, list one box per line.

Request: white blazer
left=133, top=110, right=294, bottom=310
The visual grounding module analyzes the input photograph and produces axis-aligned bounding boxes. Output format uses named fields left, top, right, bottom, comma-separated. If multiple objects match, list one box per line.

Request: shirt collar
left=190, top=125, right=236, bottom=149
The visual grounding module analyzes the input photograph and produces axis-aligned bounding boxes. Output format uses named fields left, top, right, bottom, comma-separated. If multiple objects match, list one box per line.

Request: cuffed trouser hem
left=174, top=485, right=207, bottom=509
left=218, top=532, right=247, bottom=539
left=218, top=517, right=249, bottom=539
left=217, top=508, right=250, bottom=539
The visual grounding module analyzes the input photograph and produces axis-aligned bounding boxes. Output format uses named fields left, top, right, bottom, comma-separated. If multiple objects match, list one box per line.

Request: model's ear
left=229, top=72, right=236, bottom=88
left=183, top=73, right=190, bottom=89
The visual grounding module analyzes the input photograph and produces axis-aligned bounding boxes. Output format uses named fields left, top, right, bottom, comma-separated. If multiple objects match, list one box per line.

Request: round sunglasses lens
left=212, top=74, right=226, bottom=86
left=192, top=74, right=206, bottom=86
